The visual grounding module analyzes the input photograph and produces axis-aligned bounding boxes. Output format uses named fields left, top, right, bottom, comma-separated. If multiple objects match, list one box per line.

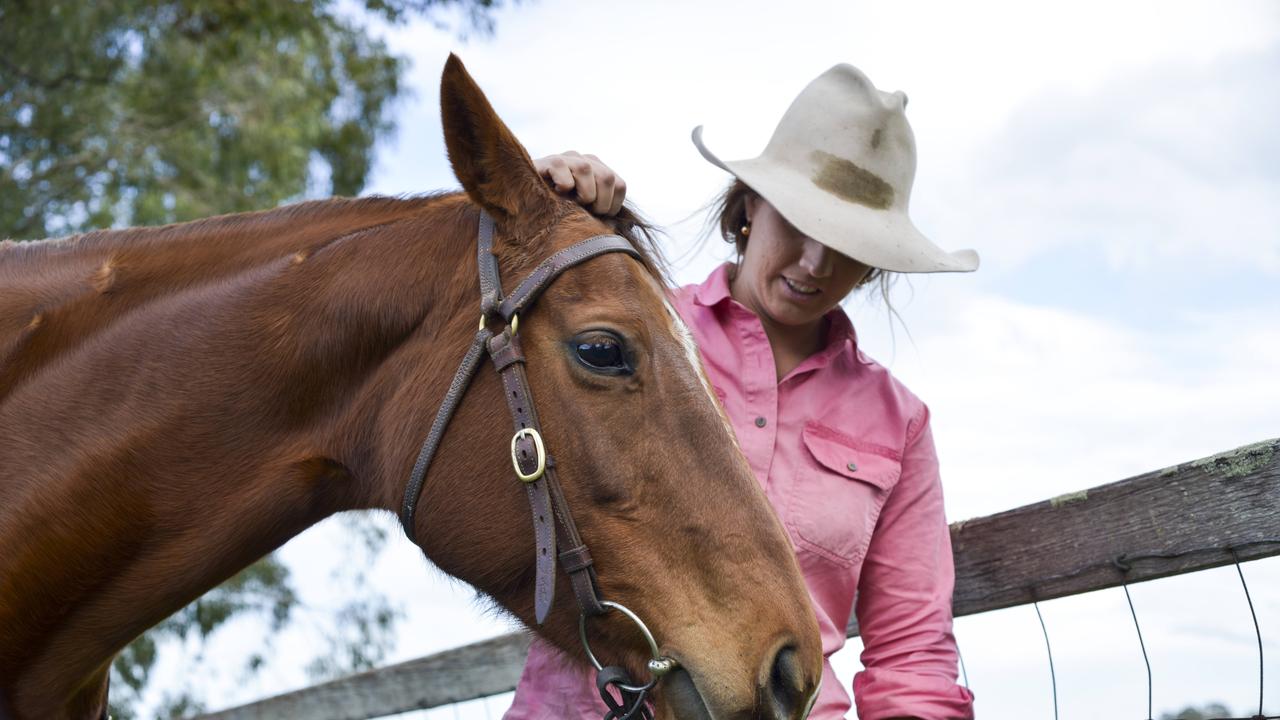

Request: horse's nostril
left=766, top=643, right=807, bottom=718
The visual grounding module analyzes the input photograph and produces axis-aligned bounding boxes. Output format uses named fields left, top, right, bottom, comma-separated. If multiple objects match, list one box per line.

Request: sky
left=156, top=1, right=1280, bottom=718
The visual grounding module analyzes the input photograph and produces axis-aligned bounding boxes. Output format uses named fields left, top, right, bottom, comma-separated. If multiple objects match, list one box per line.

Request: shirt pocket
left=786, top=422, right=901, bottom=568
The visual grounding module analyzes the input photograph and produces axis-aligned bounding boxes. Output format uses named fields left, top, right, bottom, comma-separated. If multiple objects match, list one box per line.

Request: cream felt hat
left=692, top=64, right=979, bottom=273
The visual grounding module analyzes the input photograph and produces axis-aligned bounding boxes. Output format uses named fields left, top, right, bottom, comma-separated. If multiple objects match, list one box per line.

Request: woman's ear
left=744, top=193, right=760, bottom=223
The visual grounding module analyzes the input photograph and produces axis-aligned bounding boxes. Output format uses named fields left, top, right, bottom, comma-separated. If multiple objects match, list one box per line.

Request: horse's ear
left=440, top=54, right=557, bottom=229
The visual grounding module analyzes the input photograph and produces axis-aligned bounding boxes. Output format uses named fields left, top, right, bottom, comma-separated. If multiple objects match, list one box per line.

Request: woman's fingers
left=581, top=153, right=620, bottom=216
left=607, top=175, right=627, bottom=216
left=532, top=151, right=626, bottom=216
left=565, top=153, right=598, bottom=208
left=539, top=156, right=577, bottom=194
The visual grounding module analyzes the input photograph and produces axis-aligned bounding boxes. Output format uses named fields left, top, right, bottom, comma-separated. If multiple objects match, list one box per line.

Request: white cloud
left=368, top=0, right=1280, bottom=278
left=845, top=288, right=1280, bottom=518
left=928, top=47, right=1280, bottom=274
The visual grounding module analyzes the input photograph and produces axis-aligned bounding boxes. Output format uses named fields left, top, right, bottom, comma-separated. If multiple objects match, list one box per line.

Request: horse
left=0, top=55, right=823, bottom=720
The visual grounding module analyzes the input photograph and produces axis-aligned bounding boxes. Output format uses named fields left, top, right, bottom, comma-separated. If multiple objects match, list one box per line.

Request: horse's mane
left=598, top=205, right=669, bottom=286
left=1, top=192, right=668, bottom=285
left=0, top=194, right=449, bottom=259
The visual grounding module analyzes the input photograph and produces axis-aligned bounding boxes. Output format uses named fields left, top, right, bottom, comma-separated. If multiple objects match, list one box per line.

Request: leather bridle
left=399, top=211, right=676, bottom=719
left=20, top=212, right=668, bottom=720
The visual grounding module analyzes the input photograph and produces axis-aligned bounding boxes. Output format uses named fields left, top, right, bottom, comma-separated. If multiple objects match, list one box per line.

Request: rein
left=399, top=211, right=676, bottom=719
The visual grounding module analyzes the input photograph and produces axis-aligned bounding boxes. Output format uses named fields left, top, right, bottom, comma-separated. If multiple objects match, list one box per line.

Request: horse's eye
left=572, top=334, right=631, bottom=375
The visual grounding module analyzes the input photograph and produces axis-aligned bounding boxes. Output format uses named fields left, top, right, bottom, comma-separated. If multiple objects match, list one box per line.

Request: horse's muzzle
left=657, top=641, right=818, bottom=720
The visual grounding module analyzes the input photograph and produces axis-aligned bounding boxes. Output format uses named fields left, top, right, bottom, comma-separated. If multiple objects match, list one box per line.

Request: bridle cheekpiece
left=398, top=210, right=675, bottom=720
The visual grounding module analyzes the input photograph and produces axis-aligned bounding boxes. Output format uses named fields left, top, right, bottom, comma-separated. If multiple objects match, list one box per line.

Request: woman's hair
left=707, top=179, right=897, bottom=308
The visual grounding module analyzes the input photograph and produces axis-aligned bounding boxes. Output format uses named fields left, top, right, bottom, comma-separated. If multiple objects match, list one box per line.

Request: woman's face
left=732, top=196, right=872, bottom=329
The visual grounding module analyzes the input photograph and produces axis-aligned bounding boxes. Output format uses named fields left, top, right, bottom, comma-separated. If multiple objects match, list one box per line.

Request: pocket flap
left=801, top=423, right=901, bottom=490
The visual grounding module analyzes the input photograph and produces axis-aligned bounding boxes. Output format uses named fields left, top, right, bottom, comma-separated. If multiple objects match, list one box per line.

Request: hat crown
left=761, top=64, right=916, bottom=211
left=690, top=63, right=979, bottom=273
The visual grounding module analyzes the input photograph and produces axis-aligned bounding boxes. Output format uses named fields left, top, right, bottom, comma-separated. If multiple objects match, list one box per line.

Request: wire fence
left=394, top=555, right=1280, bottom=720
left=195, top=438, right=1280, bottom=720
left=1021, top=544, right=1278, bottom=720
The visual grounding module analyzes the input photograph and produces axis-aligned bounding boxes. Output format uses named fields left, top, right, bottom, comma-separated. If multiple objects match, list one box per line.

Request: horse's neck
left=0, top=195, right=479, bottom=713
left=0, top=196, right=443, bottom=394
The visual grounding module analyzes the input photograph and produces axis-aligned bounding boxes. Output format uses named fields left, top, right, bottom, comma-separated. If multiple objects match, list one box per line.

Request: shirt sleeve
left=852, top=403, right=975, bottom=720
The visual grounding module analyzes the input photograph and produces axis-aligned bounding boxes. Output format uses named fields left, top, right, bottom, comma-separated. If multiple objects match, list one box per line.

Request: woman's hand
left=533, top=151, right=627, bottom=217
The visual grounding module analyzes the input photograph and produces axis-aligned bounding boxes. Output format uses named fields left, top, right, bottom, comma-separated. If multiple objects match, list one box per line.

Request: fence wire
left=1018, top=541, right=1280, bottom=720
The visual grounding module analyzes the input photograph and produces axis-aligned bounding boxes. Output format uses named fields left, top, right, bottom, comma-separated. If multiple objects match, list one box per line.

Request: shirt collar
left=693, top=262, right=860, bottom=364
left=692, top=262, right=736, bottom=308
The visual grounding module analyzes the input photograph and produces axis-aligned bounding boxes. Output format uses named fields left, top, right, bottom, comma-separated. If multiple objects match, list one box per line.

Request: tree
left=108, top=555, right=300, bottom=718
left=107, top=517, right=403, bottom=718
left=0, top=1, right=506, bottom=717
left=1160, top=702, right=1234, bottom=720
left=0, top=0, right=502, bottom=240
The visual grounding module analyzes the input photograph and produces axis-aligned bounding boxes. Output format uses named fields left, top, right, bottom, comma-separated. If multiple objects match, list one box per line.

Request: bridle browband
left=399, top=211, right=674, bottom=719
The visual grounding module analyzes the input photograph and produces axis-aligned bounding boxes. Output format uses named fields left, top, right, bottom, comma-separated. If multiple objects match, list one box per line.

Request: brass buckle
left=511, top=427, right=546, bottom=482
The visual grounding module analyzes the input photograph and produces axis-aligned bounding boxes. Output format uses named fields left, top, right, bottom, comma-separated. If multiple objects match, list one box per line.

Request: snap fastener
left=754, top=416, right=767, bottom=428
left=846, top=462, right=858, bottom=472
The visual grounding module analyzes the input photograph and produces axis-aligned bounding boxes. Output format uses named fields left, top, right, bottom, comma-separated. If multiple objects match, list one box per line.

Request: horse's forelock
left=602, top=205, right=670, bottom=287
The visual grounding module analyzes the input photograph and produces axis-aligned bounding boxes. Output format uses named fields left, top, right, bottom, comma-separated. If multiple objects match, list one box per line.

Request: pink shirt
left=503, top=264, right=975, bottom=720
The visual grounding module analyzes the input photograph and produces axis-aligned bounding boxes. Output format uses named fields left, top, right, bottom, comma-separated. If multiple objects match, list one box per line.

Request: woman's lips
left=781, top=276, right=821, bottom=300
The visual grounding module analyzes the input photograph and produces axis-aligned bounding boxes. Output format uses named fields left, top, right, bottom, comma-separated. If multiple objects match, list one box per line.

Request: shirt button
left=846, top=462, right=858, bottom=472
left=754, top=416, right=767, bottom=428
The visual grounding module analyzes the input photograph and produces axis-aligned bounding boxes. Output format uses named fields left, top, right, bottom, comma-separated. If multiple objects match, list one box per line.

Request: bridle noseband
left=399, top=211, right=675, bottom=719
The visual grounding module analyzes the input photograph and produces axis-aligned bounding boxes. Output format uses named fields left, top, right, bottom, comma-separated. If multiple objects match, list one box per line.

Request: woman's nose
left=798, top=238, right=833, bottom=278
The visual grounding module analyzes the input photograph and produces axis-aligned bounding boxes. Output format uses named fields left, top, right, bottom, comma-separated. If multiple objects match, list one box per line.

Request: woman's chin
left=764, top=299, right=828, bottom=331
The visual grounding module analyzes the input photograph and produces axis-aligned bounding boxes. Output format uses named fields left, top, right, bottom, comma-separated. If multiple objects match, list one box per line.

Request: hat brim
left=693, top=125, right=979, bottom=274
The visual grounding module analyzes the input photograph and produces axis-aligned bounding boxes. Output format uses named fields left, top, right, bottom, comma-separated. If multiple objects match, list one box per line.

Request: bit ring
left=579, top=601, right=679, bottom=692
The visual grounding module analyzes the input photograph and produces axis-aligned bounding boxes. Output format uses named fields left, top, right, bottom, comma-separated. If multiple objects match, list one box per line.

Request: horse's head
left=404, top=55, right=823, bottom=718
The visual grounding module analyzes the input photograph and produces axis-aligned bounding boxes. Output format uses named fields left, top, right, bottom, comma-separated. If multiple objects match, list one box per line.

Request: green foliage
left=106, top=515, right=405, bottom=719
left=1160, top=702, right=1233, bottom=719
left=0, top=0, right=503, bottom=240
left=1, top=3, right=510, bottom=717
left=163, top=554, right=299, bottom=639
left=107, top=555, right=299, bottom=718
left=303, top=596, right=402, bottom=681
left=303, top=514, right=404, bottom=682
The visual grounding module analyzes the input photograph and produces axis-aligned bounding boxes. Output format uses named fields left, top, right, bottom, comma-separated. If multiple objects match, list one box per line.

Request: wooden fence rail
left=197, top=437, right=1280, bottom=720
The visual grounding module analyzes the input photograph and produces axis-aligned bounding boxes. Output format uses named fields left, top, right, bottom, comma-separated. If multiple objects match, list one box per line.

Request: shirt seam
left=804, top=420, right=902, bottom=462
left=904, top=401, right=930, bottom=448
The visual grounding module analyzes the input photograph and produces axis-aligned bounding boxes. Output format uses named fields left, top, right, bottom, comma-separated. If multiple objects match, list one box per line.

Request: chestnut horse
left=0, top=56, right=822, bottom=719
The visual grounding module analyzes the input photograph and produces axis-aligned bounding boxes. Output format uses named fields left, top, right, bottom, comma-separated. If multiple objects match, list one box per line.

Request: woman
left=505, top=64, right=978, bottom=720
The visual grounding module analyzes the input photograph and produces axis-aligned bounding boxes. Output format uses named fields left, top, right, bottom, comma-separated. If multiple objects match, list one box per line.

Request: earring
left=740, top=223, right=751, bottom=238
